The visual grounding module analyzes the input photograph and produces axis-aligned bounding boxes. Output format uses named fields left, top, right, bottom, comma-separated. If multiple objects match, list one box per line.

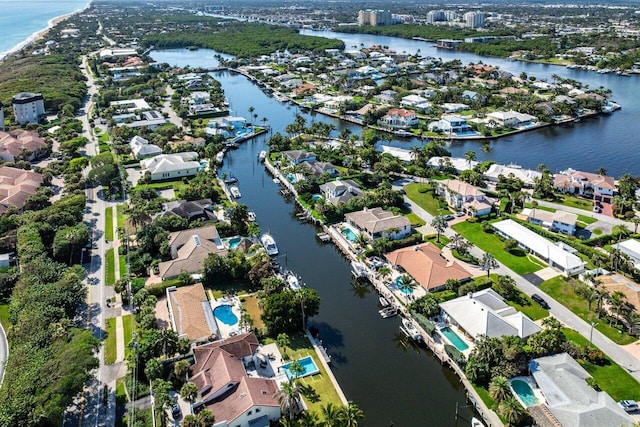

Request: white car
left=619, top=400, right=638, bottom=412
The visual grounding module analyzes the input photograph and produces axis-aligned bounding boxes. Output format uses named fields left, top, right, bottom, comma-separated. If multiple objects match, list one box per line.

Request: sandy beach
left=0, top=1, right=92, bottom=62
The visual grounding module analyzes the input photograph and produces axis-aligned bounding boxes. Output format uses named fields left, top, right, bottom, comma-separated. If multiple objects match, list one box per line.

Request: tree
left=498, top=395, right=527, bottom=425
left=431, top=215, right=447, bottom=243
left=144, top=357, right=163, bottom=382
left=608, top=290, right=627, bottom=327
left=277, top=333, right=290, bottom=358
left=322, top=402, right=343, bottom=427
left=174, top=359, right=191, bottom=382
left=464, top=150, right=477, bottom=167
left=180, top=382, right=198, bottom=413
left=340, top=401, right=365, bottom=426
left=275, top=379, right=304, bottom=420
left=152, top=379, right=174, bottom=426
left=195, top=409, right=215, bottom=426
left=354, top=232, right=370, bottom=249
left=481, top=253, right=498, bottom=277
left=489, top=376, right=510, bottom=402
left=398, top=274, right=417, bottom=299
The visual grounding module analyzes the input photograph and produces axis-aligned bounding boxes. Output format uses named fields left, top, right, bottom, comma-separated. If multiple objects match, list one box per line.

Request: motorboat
left=230, top=186, right=241, bottom=199
left=285, top=271, right=302, bottom=291
left=379, top=306, right=398, bottom=318
left=247, top=212, right=256, bottom=222
left=400, top=318, right=423, bottom=341
left=261, top=234, right=279, bottom=256
left=223, top=176, right=238, bottom=184
left=471, top=417, right=484, bottom=427
left=379, top=296, right=390, bottom=307
left=273, top=178, right=281, bottom=184
left=351, top=260, right=368, bottom=278
left=258, top=150, right=267, bottom=162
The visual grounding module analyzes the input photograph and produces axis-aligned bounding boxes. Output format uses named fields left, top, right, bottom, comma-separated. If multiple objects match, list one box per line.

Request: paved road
left=403, top=195, right=640, bottom=384
left=162, top=86, right=183, bottom=128
left=0, top=319, right=7, bottom=388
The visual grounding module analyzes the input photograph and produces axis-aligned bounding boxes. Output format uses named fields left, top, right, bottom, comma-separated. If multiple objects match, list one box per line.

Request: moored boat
left=261, top=234, right=279, bottom=256
left=285, top=271, right=302, bottom=291
left=400, top=318, right=423, bottom=341
left=247, top=211, right=256, bottom=222
left=379, top=296, right=390, bottom=307
left=258, top=150, right=267, bottom=162
left=379, top=306, right=398, bottom=318
left=230, top=186, right=241, bottom=198
left=351, top=260, right=368, bottom=278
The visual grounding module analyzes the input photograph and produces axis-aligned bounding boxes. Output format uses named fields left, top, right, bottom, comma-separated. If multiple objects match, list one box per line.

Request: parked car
left=593, top=205, right=602, bottom=213
left=619, top=400, right=638, bottom=413
left=171, top=404, right=182, bottom=418
left=455, top=211, right=465, bottom=217
left=531, top=294, right=550, bottom=309
left=443, top=214, right=455, bottom=221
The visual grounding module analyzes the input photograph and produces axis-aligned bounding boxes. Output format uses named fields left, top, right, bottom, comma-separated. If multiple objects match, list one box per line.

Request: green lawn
left=541, top=276, right=637, bottom=345
left=119, top=254, right=127, bottom=280
left=406, top=212, right=426, bottom=227
left=117, top=204, right=127, bottom=237
left=557, top=195, right=594, bottom=211
left=105, top=207, right=114, bottom=241
left=116, top=377, right=128, bottom=405
left=105, top=248, right=115, bottom=286
left=577, top=214, right=598, bottom=225
left=105, top=317, right=117, bottom=364
left=424, top=234, right=450, bottom=249
left=451, top=221, right=542, bottom=275
left=98, top=131, right=110, bottom=143
left=272, top=333, right=344, bottom=418
left=563, top=329, right=640, bottom=401
left=505, top=289, right=550, bottom=321
left=0, top=302, right=10, bottom=331
left=122, top=314, right=136, bottom=360
left=405, top=183, right=452, bottom=216
left=242, top=294, right=265, bottom=332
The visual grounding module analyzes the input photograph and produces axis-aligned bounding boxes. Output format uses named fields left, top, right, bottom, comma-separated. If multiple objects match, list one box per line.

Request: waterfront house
left=188, top=91, right=210, bottom=104
left=158, top=225, right=227, bottom=280
left=379, top=108, right=419, bottom=129
left=553, top=168, right=615, bottom=203
left=439, top=288, right=542, bottom=340
left=486, top=111, right=537, bottom=128
left=280, top=150, right=317, bottom=165
left=319, top=179, right=363, bottom=206
left=492, top=219, right=585, bottom=275
left=400, top=94, right=431, bottom=111
left=140, top=152, right=200, bottom=181
left=0, top=129, right=47, bottom=162
left=435, top=179, right=493, bottom=217
left=129, top=135, right=162, bottom=160
left=482, top=163, right=541, bottom=188
left=521, top=208, right=578, bottom=236
left=529, top=353, right=634, bottom=427
left=344, top=207, right=411, bottom=241
left=428, top=115, right=471, bottom=134
left=189, top=333, right=281, bottom=427
left=612, top=239, right=640, bottom=270
left=300, top=160, right=337, bottom=178
left=158, top=199, right=216, bottom=222
left=384, top=243, right=471, bottom=292
left=0, top=166, right=43, bottom=214
left=166, top=283, right=217, bottom=344
left=375, top=90, right=398, bottom=104
left=427, top=156, right=478, bottom=173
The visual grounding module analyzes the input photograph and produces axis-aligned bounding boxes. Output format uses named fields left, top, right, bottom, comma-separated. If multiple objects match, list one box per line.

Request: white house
left=521, top=208, right=578, bottom=236
left=436, top=179, right=493, bottom=216
left=483, top=163, right=542, bottom=188
left=493, top=219, right=585, bottom=275
left=12, top=92, right=45, bottom=125
left=400, top=94, right=431, bottom=110
left=553, top=168, right=616, bottom=203
left=319, top=179, right=363, bottom=206
left=486, top=110, right=537, bottom=128
left=379, top=108, right=419, bottom=129
left=428, top=115, right=471, bottom=134
left=427, top=156, right=478, bottom=173
left=129, top=135, right=162, bottom=160
left=441, top=103, right=469, bottom=113
left=612, top=239, right=640, bottom=270
left=344, top=207, right=411, bottom=241
left=140, top=152, right=200, bottom=181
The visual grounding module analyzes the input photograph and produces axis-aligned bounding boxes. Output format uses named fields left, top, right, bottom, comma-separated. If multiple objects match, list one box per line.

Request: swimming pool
left=341, top=227, right=358, bottom=242
left=280, top=356, right=320, bottom=380
left=440, top=327, right=469, bottom=351
left=510, top=379, right=539, bottom=407
left=213, top=304, right=238, bottom=326
left=236, top=128, right=252, bottom=137
left=395, top=276, right=414, bottom=295
left=311, top=194, right=322, bottom=201
left=227, top=237, right=241, bottom=249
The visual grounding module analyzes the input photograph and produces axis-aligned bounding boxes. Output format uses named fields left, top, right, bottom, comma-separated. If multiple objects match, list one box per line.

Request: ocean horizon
left=0, top=0, right=89, bottom=57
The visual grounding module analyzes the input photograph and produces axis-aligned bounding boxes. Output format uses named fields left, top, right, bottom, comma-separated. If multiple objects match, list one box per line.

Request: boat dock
left=305, top=331, right=348, bottom=406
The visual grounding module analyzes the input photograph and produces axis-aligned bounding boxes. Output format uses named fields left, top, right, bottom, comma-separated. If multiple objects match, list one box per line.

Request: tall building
left=357, top=9, right=392, bottom=26
left=0, top=102, right=4, bottom=131
left=464, top=12, right=486, bottom=28
left=426, top=10, right=446, bottom=24
left=12, top=92, right=45, bottom=125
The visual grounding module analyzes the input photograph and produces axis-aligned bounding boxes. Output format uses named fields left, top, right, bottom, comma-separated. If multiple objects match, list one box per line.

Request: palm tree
left=180, top=382, right=198, bottom=413
left=431, top=215, right=447, bottom=243
left=128, top=209, right=151, bottom=231
left=322, top=402, right=343, bottom=427
left=354, top=232, right=370, bottom=249
left=481, top=253, right=499, bottom=277
left=378, top=266, right=392, bottom=281
left=631, top=217, right=640, bottom=234
left=340, top=401, right=365, bottom=426
left=275, top=380, right=304, bottom=420
left=464, top=150, right=476, bottom=168
left=195, top=409, right=215, bottom=426
left=578, top=285, right=600, bottom=312
left=398, top=274, right=417, bottom=300
left=609, top=290, right=627, bottom=327
left=277, top=333, right=290, bottom=359
left=489, top=376, right=511, bottom=402
left=450, top=234, right=464, bottom=251
left=498, top=395, right=526, bottom=425
left=248, top=106, right=255, bottom=127
left=174, top=359, right=191, bottom=381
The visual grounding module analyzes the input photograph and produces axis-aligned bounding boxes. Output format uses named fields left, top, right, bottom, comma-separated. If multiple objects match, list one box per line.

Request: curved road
left=0, top=321, right=7, bottom=388
left=402, top=194, right=640, bottom=383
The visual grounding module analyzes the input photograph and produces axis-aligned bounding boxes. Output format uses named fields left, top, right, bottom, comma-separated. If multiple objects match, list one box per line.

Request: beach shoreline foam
left=0, top=0, right=92, bottom=62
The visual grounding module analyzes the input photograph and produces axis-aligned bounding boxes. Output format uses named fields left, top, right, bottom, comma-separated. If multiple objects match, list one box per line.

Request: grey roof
left=531, top=353, right=634, bottom=427
left=345, top=207, right=410, bottom=234
left=281, top=150, right=315, bottom=162
left=319, top=179, right=363, bottom=206
left=440, top=288, right=541, bottom=339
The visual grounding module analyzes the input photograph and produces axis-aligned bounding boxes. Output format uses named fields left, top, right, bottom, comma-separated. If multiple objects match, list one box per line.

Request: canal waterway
left=152, top=49, right=475, bottom=426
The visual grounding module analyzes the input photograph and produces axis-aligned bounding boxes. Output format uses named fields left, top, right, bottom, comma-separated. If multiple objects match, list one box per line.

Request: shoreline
left=0, top=0, right=92, bottom=62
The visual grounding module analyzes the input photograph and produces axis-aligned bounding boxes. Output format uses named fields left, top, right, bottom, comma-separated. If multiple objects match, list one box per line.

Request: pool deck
left=510, top=376, right=546, bottom=408
left=211, top=296, right=246, bottom=339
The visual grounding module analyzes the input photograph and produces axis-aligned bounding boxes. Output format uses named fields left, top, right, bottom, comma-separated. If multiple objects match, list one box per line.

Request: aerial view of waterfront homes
left=4, top=0, right=640, bottom=426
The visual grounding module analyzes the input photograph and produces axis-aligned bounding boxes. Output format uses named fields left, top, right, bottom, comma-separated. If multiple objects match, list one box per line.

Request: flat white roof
left=493, top=219, right=585, bottom=272
left=614, top=239, right=640, bottom=260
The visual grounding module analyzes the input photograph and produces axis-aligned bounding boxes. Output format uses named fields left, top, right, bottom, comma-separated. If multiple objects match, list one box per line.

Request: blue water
left=224, top=236, right=241, bottom=249
left=213, top=304, right=238, bottom=326
left=341, top=227, right=357, bottom=242
left=0, top=0, right=88, bottom=57
left=510, top=379, right=538, bottom=407
left=395, top=276, right=414, bottom=295
left=440, top=327, right=469, bottom=351
left=281, top=356, right=320, bottom=380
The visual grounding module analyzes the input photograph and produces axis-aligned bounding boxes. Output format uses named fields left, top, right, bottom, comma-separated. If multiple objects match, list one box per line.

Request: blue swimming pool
left=440, top=327, right=469, bottom=351
left=341, top=227, right=358, bottom=242
left=510, top=379, right=539, bottom=407
left=311, top=194, right=322, bottom=201
left=280, top=356, right=320, bottom=380
left=236, top=128, right=252, bottom=137
left=213, top=304, right=238, bottom=326
left=227, top=237, right=241, bottom=249
left=395, top=276, right=414, bottom=295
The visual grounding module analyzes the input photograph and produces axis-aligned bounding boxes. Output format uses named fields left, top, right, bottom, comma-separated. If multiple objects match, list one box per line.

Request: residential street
left=403, top=196, right=640, bottom=383
left=0, top=317, right=7, bottom=388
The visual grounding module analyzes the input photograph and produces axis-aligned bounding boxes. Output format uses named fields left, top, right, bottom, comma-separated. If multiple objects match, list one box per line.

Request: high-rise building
left=358, top=9, right=392, bottom=26
left=426, top=10, right=446, bottom=24
left=464, top=12, right=486, bottom=28
left=12, top=92, right=45, bottom=125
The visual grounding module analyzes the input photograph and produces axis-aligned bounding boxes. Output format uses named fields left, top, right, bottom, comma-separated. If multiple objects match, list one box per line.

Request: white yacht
left=258, top=150, right=267, bottom=162
left=261, top=234, right=279, bottom=256
left=230, top=186, right=241, bottom=199
left=400, top=318, right=423, bottom=341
